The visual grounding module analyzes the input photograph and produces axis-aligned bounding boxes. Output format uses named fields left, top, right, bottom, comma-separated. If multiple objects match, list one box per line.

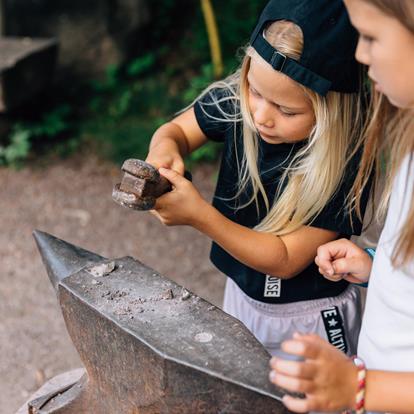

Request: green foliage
left=0, top=127, right=31, bottom=167
left=2, top=0, right=267, bottom=167
left=83, top=62, right=176, bottom=162
left=85, top=0, right=268, bottom=165
left=182, top=63, right=215, bottom=103
left=127, top=54, right=156, bottom=77
left=32, top=105, right=71, bottom=137
left=0, top=105, right=73, bottom=167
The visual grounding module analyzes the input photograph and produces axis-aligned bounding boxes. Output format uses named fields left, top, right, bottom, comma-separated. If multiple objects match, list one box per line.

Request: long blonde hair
left=197, top=20, right=365, bottom=235
left=350, top=0, right=414, bottom=267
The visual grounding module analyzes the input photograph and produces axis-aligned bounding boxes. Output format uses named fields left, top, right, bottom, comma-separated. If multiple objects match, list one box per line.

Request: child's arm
left=269, top=333, right=414, bottom=413
left=155, top=168, right=338, bottom=278
left=315, top=238, right=373, bottom=284
left=145, top=107, right=208, bottom=174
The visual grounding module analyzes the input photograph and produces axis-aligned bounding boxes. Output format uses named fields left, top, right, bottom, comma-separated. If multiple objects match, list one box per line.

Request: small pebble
left=181, top=288, right=191, bottom=301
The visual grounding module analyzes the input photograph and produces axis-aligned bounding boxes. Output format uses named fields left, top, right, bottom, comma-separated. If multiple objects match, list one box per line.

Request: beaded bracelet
left=343, top=355, right=366, bottom=414
left=353, top=356, right=366, bottom=414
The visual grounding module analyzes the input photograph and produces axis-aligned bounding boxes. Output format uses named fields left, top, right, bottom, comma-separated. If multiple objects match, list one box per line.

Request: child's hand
left=145, top=145, right=185, bottom=175
left=151, top=168, right=209, bottom=226
left=315, top=238, right=373, bottom=284
left=269, top=333, right=357, bottom=413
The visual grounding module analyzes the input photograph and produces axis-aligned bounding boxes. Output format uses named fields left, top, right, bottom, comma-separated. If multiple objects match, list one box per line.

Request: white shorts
left=223, top=277, right=362, bottom=357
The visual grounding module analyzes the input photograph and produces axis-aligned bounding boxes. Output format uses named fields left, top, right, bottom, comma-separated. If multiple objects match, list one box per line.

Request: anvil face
left=30, top=231, right=291, bottom=414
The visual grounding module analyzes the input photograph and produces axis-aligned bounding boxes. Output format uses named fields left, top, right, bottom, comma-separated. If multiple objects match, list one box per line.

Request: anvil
left=22, top=231, right=293, bottom=413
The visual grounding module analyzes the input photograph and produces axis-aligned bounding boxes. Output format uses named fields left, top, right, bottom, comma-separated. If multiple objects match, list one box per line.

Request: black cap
left=250, top=0, right=361, bottom=96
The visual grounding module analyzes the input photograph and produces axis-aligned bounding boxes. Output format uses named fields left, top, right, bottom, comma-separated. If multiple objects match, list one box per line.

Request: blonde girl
left=146, top=0, right=369, bottom=357
left=269, top=0, right=414, bottom=413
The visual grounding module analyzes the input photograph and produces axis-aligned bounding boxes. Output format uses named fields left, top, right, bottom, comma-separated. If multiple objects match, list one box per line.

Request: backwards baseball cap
left=250, top=0, right=361, bottom=96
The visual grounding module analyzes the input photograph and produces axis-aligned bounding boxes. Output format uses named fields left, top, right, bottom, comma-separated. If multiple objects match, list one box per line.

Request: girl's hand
left=269, top=333, right=357, bottom=413
left=151, top=168, right=209, bottom=226
left=145, top=144, right=185, bottom=175
left=315, top=238, right=373, bottom=284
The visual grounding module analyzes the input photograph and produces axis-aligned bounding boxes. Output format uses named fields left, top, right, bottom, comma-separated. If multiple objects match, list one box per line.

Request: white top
left=358, top=155, right=414, bottom=370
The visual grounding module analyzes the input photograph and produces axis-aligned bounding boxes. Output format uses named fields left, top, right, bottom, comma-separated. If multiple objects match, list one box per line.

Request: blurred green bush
left=0, top=0, right=267, bottom=167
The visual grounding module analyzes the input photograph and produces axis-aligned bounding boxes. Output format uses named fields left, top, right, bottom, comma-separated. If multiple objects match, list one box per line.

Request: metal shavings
left=105, top=290, right=128, bottom=301
left=181, top=288, right=191, bottom=301
left=161, top=289, right=174, bottom=300
left=114, top=306, right=131, bottom=316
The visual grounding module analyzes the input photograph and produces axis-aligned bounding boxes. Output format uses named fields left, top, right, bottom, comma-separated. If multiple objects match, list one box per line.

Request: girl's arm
left=155, top=168, right=337, bottom=278
left=269, top=333, right=414, bottom=414
left=146, top=107, right=208, bottom=174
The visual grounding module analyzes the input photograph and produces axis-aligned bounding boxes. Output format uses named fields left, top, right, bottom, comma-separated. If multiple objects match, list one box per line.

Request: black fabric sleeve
left=193, top=87, right=239, bottom=143
left=309, top=151, right=370, bottom=236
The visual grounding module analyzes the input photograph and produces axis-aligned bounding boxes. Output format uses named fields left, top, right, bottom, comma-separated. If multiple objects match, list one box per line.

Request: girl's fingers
left=154, top=196, right=165, bottom=210
left=319, top=270, right=344, bottom=282
left=314, top=256, right=334, bottom=276
left=280, top=337, right=321, bottom=360
left=171, top=160, right=185, bottom=176
left=282, top=395, right=316, bottom=413
left=270, top=358, right=316, bottom=380
left=316, top=238, right=354, bottom=267
left=332, top=257, right=360, bottom=275
left=149, top=209, right=163, bottom=221
left=159, top=167, right=186, bottom=187
left=271, top=371, right=315, bottom=394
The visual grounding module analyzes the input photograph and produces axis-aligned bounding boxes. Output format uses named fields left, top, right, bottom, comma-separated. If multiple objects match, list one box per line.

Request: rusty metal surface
left=121, top=159, right=164, bottom=182
left=112, top=159, right=172, bottom=210
left=112, top=182, right=156, bottom=210
left=31, top=231, right=291, bottom=413
left=112, top=159, right=192, bottom=211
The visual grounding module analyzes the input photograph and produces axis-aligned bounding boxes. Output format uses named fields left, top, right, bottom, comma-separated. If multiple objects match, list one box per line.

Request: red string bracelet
left=343, top=355, right=366, bottom=414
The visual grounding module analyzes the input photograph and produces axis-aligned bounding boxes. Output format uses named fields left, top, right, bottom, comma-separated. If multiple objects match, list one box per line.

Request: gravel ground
left=0, top=155, right=224, bottom=414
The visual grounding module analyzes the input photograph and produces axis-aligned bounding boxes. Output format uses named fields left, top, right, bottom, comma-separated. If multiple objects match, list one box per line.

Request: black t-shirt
left=194, top=87, right=367, bottom=304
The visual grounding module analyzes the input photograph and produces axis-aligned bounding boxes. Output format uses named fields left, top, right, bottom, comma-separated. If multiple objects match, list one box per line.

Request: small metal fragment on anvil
left=86, top=261, right=116, bottom=277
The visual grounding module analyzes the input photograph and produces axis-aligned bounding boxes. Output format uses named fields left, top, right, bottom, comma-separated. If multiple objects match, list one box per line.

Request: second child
left=269, top=0, right=414, bottom=413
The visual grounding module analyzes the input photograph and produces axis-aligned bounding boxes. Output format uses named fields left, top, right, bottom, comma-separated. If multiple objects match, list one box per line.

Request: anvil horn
left=26, top=231, right=291, bottom=414
left=33, top=230, right=104, bottom=292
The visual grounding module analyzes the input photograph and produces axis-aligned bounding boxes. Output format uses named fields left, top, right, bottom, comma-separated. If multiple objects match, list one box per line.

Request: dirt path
left=0, top=155, right=224, bottom=413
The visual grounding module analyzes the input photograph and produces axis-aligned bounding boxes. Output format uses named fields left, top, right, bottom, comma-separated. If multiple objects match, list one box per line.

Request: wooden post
left=200, top=0, right=223, bottom=79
